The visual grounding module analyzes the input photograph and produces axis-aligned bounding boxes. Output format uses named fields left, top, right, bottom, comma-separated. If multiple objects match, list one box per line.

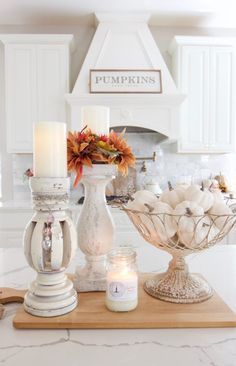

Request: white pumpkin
left=126, top=191, right=158, bottom=240
left=184, top=184, right=214, bottom=212
left=175, top=185, right=187, bottom=198
left=210, top=188, right=224, bottom=203
left=178, top=215, right=219, bottom=248
left=203, top=178, right=219, bottom=190
left=173, top=200, right=205, bottom=232
left=160, top=181, right=185, bottom=209
left=176, top=183, right=190, bottom=190
left=208, top=201, right=233, bottom=231
left=127, top=190, right=158, bottom=211
left=150, top=201, right=177, bottom=242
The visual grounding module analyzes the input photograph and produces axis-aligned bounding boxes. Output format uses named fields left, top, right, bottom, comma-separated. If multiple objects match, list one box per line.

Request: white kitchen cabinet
left=0, top=35, right=73, bottom=153
left=169, top=37, right=235, bottom=153
left=111, top=210, right=143, bottom=247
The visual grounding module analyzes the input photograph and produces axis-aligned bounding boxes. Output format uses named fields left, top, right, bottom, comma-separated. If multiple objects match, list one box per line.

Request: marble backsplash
left=11, top=133, right=236, bottom=201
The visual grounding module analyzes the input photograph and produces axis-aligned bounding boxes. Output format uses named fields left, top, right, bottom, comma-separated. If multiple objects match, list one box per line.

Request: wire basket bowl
left=122, top=207, right=236, bottom=303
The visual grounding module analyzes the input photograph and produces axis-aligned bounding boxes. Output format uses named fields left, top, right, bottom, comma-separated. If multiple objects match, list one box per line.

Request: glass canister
left=106, top=247, right=138, bottom=312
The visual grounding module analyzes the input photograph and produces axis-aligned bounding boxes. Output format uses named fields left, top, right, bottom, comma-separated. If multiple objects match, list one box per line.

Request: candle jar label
left=107, top=279, right=138, bottom=302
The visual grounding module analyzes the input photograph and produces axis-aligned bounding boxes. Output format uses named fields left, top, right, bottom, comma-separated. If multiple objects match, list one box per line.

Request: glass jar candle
left=106, top=247, right=138, bottom=312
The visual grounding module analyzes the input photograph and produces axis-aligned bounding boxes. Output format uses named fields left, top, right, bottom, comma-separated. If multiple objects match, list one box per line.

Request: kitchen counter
left=1, top=243, right=236, bottom=366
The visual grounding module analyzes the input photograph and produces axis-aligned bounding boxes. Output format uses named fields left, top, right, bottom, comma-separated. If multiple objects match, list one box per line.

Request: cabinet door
left=5, top=45, right=37, bottom=153
left=37, top=45, right=69, bottom=122
left=179, top=46, right=210, bottom=152
left=209, top=46, right=235, bottom=152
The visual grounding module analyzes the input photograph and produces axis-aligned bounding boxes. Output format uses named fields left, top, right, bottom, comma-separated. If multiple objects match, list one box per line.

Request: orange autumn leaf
left=73, top=165, right=83, bottom=188
left=108, top=130, right=136, bottom=175
left=67, top=129, right=135, bottom=187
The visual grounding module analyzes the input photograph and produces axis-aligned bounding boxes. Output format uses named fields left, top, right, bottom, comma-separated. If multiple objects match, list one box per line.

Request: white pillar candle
left=33, top=121, right=67, bottom=177
left=81, top=105, right=110, bottom=135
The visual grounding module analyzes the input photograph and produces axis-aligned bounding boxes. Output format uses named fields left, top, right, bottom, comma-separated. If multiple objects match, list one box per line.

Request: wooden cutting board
left=0, top=287, right=25, bottom=304
left=8, top=274, right=236, bottom=329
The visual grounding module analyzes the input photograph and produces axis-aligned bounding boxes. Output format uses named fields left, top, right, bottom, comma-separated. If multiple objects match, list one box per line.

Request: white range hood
left=66, top=13, right=184, bottom=139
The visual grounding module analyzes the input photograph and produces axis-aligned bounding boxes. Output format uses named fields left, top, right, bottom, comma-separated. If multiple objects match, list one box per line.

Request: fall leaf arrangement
left=67, top=127, right=136, bottom=187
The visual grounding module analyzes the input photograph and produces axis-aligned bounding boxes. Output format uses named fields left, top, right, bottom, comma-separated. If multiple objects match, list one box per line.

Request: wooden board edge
left=13, top=306, right=236, bottom=329
left=13, top=321, right=236, bottom=329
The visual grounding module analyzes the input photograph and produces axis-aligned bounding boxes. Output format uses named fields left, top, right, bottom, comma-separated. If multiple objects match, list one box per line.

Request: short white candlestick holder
left=23, top=177, right=78, bottom=317
left=74, top=165, right=116, bottom=292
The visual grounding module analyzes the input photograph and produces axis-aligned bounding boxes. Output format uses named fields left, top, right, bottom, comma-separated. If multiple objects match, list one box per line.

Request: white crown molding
left=95, top=13, right=151, bottom=26
left=169, top=35, right=236, bottom=54
left=149, top=11, right=236, bottom=29
left=0, top=34, right=75, bottom=50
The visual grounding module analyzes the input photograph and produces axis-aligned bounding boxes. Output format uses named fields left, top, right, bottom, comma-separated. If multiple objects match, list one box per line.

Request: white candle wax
left=106, top=270, right=138, bottom=312
left=33, top=121, right=67, bottom=177
left=81, top=105, right=110, bottom=135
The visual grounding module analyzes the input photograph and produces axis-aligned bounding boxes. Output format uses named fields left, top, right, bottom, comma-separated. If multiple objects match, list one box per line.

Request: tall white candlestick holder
left=74, top=165, right=117, bottom=292
left=23, top=177, right=78, bottom=317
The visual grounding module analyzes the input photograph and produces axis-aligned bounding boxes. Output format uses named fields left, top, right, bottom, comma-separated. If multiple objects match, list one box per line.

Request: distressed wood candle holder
left=74, top=165, right=116, bottom=292
left=23, top=177, right=78, bottom=317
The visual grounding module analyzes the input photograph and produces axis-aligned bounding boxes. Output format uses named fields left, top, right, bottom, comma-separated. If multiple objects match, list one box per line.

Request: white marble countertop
left=1, top=243, right=236, bottom=366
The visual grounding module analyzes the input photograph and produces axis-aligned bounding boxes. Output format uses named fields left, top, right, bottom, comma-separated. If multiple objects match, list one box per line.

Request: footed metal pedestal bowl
left=123, top=208, right=236, bottom=303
